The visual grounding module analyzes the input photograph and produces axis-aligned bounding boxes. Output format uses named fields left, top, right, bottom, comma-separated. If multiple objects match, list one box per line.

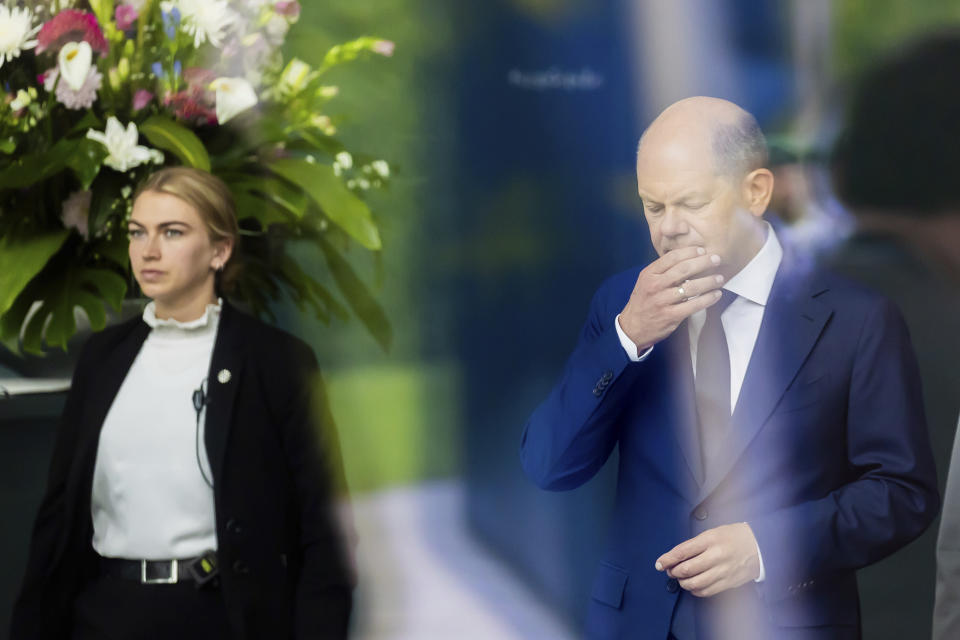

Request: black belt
left=98, top=554, right=218, bottom=586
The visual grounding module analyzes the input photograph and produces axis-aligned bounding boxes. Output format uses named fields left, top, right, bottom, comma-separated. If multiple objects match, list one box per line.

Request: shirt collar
left=143, top=298, right=223, bottom=330
left=723, top=222, right=782, bottom=306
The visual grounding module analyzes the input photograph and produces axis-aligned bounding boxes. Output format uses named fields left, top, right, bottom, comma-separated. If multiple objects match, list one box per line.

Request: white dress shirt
left=615, top=223, right=783, bottom=581
left=90, top=300, right=221, bottom=560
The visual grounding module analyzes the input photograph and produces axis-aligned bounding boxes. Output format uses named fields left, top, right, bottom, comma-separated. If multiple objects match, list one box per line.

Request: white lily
left=86, top=117, right=164, bottom=172
left=58, top=41, right=93, bottom=91
left=0, top=5, right=41, bottom=70
left=209, top=77, right=257, bottom=124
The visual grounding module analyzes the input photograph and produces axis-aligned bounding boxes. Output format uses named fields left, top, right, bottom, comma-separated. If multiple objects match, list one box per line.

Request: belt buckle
left=141, top=559, right=178, bottom=584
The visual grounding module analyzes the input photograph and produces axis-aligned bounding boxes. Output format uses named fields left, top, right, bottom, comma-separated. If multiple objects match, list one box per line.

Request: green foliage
left=319, top=36, right=394, bottom=73
left=266, top=158, right=382, bottom=250
left=65, top=139, right=110, bottom=190
left=833, top=0, right=960, bottom=78
left=0, top=232, right=69, bottom=316
left=320, top=238, right=391, bottom=351
left=1, top=257, right=127, bottom=355
left=139, top=116, right=211, bottom=171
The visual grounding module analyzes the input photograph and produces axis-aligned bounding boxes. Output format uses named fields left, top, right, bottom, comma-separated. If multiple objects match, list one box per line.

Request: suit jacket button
left=666, top=577, right=679, bottom=593
left=226, top=518, right=243, bottom=535
left=233, top=560, right=250, bottom=575
left=593, top=386, right=603, bottom=397
left=602, top=370, right=613, bottom=382
left=693, top=506, right=708, bottom=521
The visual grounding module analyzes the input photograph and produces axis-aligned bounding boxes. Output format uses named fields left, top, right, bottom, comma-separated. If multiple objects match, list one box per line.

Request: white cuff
left=755, top=541, right=766, bottom=582
left=615, top=314, right=653, bottom=362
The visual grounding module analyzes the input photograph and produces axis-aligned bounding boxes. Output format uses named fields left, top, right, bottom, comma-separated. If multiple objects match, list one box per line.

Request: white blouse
left=90, top=300, right=221, bottom=560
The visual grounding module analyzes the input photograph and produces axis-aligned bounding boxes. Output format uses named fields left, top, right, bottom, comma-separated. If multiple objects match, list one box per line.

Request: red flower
left=164, top=87, right=217, bottom=126
left=36, top=10, right=108, bottom=55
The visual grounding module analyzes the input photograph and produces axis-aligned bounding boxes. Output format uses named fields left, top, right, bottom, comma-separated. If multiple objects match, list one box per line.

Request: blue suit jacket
left=520, top=255, right=938, bottom=640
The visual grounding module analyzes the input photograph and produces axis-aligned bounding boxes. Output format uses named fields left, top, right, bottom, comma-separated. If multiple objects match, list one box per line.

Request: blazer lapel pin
left=218, top=369, right=232, bottom=384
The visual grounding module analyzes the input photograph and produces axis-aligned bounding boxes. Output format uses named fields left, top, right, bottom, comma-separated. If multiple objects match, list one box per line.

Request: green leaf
left=0, top=136, right=105, bottom=189
left=87, top=172, right=127, bottom=236
left=308, top=279, right=349, bottom=323
left=319, top=239, right=391, bottom=351
left=228, top=175, right=310, bottom=220
left=92, top=230, right=130, bottom=269
left=0, top=138, right=16, bottom=154
left=75, top=289, right=107, bottom=331
left=68, top=111, right=103, bottom=136
left=140, top=115, right=211, bottom=170
left=18, top=266, right=127, bottom=354
left=277, top=253, right=348, bottom=324
left=233, top=190, right=290, bottom=228
left=0, top=286, right=36, bottom=353
left=0, top=231, right=69, bottom=316
left=64, top=138, right=108, bottom=190
left=0, top=148, right=65, bottom=189
left=87, top=269, right=127, bottom=312
left=266, top=158, right=381, bottom=250
left=319, top=36, right=393, bottom=74
left=87, top=0, right=115, bottom=29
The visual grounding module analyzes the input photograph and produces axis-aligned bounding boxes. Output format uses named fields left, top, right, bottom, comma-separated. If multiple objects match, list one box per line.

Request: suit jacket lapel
left=203, top=302, right=245, bottom=486
left=696, top=261, right=832, bottom=502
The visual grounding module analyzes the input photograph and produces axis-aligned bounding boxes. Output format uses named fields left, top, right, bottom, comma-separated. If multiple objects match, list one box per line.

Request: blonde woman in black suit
left=11, top=167, right=353, bottom=639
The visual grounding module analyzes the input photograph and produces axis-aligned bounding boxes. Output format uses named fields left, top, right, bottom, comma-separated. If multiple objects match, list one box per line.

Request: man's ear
left=741, top=168, right=774, bottom=217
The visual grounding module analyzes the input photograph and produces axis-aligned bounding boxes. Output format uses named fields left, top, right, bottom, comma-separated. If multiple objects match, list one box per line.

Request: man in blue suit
left=519, top=96, right=939, bottom=639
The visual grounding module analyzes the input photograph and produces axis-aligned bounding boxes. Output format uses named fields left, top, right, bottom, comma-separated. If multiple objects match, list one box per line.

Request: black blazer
left=11, top=302, right=353, bottom=639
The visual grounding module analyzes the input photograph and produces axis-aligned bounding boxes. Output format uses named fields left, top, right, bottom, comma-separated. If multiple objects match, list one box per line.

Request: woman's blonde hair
left=134, top=167, right=241, bottom=291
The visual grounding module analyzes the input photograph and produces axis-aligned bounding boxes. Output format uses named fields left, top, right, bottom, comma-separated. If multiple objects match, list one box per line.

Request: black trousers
left=71, top=574, right=233, bottom=640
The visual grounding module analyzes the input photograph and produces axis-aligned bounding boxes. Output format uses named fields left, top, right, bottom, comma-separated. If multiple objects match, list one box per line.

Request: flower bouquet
left=0, top=0, right=394, bottom=357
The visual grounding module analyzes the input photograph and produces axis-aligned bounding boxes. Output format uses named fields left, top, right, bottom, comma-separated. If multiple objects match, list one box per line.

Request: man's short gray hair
left=636, top=111, right=769, bottom=180
left=710, top=112, right=768, bottom=178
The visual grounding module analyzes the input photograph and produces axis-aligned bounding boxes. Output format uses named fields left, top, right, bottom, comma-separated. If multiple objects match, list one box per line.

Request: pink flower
left=132, top=89, right=153, bottom=111
left=114, top=4, right=139, bottom=31
left=274, top=1, right=301, bottom=19
left=183, top=66, right=216, bottom=88
left=62, top=190, right=92, bottom=239
left=45, top=66, right=103, bottom=109
left=37, top=9, right=109, bottom=55
left=372, top=39, right=395, bottom=57
left=42, top=67, right=57, bottom=91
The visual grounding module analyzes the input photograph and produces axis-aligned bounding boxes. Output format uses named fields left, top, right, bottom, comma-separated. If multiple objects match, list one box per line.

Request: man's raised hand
left=619, top=247, right=725, bottom=350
